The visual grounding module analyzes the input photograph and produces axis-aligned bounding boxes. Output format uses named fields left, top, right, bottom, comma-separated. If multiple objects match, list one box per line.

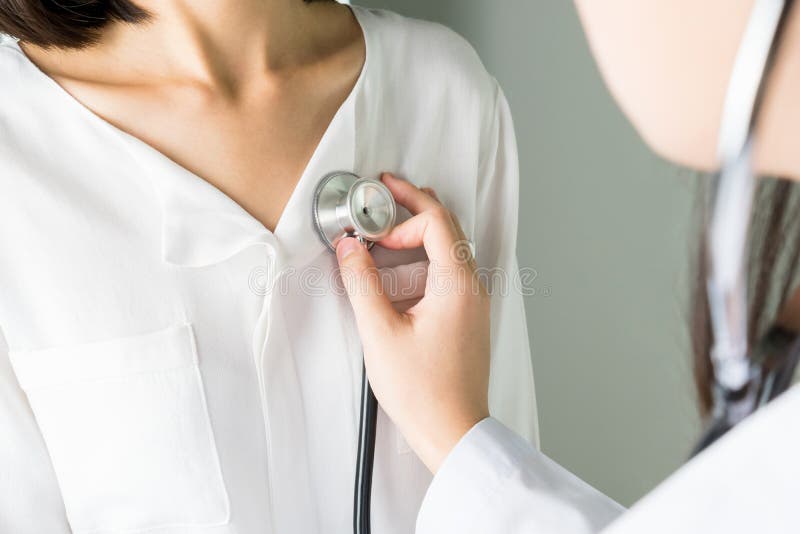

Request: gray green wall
left=356, top=0, right=700, bottom=506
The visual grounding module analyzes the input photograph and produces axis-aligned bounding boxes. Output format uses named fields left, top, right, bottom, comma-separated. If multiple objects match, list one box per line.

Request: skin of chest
left=58, top=59, right=362, bottom=232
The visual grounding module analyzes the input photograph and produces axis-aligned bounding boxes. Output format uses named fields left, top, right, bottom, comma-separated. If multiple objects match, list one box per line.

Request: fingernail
left=336, top=237, right=361, bottom=261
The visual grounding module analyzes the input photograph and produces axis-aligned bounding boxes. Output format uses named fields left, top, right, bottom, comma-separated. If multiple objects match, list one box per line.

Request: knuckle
left=421, top=186, right=439, bottom=201
left=429, top=206, right=452, bottom=225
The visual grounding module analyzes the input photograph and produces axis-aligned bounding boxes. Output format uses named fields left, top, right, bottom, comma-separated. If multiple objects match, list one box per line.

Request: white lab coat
left=417, top=384, right=800, bottom=533
left=0, top=7, right=538, bottom=534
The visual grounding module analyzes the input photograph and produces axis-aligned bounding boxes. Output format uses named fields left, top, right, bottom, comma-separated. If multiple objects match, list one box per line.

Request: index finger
left=379, top=173, right=477, bottom=269
left=380, top=173, right=440, bottom=216
left=379, top=208, right=463, bottom=268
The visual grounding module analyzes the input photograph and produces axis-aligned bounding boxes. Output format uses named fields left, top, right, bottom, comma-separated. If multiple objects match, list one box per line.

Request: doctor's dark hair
left=691, top=177, right=800, bottom=415
left=0, top=0, right=332, bottom=49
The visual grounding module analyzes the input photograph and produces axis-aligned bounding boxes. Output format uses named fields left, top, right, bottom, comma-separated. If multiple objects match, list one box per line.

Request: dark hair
left=691, top=177, right=800, bottom=415
left=0, top=0, right=330, bottom=49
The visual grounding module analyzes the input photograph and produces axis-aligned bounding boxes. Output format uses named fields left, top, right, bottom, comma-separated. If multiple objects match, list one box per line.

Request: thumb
left=336, top=237, right=398, bottom=331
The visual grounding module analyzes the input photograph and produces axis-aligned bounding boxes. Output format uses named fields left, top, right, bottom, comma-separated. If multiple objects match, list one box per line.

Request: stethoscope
left=692, top=0, right=799, bottom=455
left=312, top=171, right=397, bottom=534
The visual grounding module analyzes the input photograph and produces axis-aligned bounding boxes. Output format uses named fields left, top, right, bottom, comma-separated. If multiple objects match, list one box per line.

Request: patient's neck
left=21, top=0, right=351, bottom=96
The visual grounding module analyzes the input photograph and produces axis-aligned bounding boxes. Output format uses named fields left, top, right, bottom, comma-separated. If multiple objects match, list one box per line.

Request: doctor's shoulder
left=602, top=384, right=800, bottom=534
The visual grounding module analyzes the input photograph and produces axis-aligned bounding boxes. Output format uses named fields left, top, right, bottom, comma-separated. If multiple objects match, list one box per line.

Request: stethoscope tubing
left=695, top=0, right=796, bottom=455
left=312, top=172, right=395, bottom=534
left=354, top=361, right=378, bottom=534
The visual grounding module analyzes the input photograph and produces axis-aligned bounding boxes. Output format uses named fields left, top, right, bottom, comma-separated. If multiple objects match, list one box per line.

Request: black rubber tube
left=354, top=362, right=378, bottom=534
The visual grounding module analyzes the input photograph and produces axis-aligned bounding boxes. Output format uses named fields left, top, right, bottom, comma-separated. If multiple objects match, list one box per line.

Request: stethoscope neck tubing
left=312, top=173, right=395, bottom=534
left=707, top=0, right=795, bottom=393
left=716, top=0, right=795, bottom=163
left=696, top=0, right=796, bottom=456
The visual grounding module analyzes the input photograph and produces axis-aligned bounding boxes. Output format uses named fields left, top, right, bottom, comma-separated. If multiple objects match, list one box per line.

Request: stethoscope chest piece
left=313, top=171, right=397, bottom=251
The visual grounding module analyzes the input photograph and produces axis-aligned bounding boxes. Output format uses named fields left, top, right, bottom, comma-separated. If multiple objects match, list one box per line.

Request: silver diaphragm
left=312, top=172, right=397, bottom=251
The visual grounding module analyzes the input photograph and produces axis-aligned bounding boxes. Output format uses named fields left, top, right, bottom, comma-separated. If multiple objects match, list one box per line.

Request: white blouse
left=0, top=6, right=538, bottom=534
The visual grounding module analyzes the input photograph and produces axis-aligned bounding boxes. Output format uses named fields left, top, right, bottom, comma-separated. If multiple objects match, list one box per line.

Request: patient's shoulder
left=0, top=34, right=28, bottom=90
left=356, top=7, right=497, bottom=102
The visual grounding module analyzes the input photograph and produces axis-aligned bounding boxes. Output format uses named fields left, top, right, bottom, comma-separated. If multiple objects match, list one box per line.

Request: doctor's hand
left=335, top=173, right=491, bottom=474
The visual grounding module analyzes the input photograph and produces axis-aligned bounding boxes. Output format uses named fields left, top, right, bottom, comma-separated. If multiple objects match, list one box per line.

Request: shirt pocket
left=8, top=323, right=230, bottom=534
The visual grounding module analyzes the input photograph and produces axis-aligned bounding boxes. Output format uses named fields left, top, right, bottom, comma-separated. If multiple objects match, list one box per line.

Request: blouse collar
left=123, top=90, right=358, bottom=271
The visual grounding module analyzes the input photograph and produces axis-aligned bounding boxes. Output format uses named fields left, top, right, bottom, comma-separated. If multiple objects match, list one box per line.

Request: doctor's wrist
left=410, top=409, right=490, bottom=474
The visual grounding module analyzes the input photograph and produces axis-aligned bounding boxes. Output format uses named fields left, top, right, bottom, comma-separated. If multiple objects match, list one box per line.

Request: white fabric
left=0, top=6, right=538, bottom=534
left=418, top=386, right=800, bottom=534
left=604, top=384, right=800, bottom=534
left=418, top=418, right=623, bottom=534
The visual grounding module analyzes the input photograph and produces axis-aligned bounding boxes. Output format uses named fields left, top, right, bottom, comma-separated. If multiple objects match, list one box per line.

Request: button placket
left=252, top=243, right=318, bottom=534
left=250, top=244, right=277, bottom=534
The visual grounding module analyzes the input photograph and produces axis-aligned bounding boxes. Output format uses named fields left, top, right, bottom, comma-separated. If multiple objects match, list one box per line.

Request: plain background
left=357, top=0, right=701, bottom=506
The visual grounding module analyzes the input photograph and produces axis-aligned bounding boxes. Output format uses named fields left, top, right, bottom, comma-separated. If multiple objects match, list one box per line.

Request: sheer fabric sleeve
left=0, top=327, right=71, bottom=532
left=474, top=82, right=538, bottom=446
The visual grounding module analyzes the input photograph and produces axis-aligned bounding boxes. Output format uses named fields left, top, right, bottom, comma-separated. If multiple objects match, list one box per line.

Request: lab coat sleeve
left=416, top=418, right=624, bottom=534
left=474, top=81, right=539, bottom=448
left=0, top=328, right=71, bottom=533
